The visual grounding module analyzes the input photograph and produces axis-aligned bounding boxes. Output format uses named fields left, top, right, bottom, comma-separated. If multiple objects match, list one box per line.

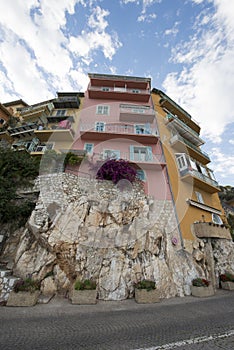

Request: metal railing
left=91, top=151, right=164, bottom=164
left=181, top=167, right=219, bottom=188
left=80, top=123, right=158, bottom=136
left=166, top=113, right=203, bottom=141
left=170, top=134, right=210, bottom=160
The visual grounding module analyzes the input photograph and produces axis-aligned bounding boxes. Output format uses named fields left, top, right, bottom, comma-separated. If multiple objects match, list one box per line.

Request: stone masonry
left=0, top=173, right=233, bottom=302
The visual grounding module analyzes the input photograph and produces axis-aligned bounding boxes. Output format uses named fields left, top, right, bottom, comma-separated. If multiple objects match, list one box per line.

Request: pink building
left=71, top=73, right=171, bottom=200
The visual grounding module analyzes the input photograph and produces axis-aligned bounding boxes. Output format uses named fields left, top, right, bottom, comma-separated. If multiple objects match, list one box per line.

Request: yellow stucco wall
left=151, top=92, right=226, bottom=242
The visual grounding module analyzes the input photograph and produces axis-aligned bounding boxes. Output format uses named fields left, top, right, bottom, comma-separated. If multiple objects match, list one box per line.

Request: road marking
left=133, top=329, right=234, bottom=350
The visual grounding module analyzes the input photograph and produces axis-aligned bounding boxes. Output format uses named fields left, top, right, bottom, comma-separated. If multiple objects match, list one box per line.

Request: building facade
left=70, top=73, right=172, bottom=201
left=1, top=93, right=84, bottom=157
left=151, top=89, right=230, bottom=249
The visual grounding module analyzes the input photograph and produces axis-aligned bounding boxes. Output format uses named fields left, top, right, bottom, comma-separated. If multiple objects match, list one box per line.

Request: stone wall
left=0, top=173, right=233, bottom=301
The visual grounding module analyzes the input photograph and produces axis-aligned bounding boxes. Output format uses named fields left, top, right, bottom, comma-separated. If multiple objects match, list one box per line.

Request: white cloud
left=0, top=1, right=122, bottom=103
left=164, top=21, right=180, bottom=36
left=210, top=147, right=234, bottom=181
left=137, top=13, right=157, bottom=22
left=162, top=0, right=234, bottom=143
left=69, top=6, right=122, bottom=60
left=229, top=139, right=234, bottom=145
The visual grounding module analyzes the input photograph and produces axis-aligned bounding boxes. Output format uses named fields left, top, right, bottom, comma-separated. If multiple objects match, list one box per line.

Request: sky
left=0, top=0, right=233, bottom=186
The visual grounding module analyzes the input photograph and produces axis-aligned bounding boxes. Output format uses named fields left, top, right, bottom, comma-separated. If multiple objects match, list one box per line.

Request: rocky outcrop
left=1, top=173, right=233, bottom=301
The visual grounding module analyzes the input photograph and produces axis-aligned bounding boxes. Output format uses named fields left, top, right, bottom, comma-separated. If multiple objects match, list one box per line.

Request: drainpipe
left=150, top=92, right=184, bottom=250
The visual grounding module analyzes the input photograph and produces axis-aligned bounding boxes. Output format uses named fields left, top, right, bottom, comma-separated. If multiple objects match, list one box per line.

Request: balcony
left=179, top=166, right=220, bottom=193
left=7, top=123, right=38, bottom=138
left=18, top=103, right=53, bottom=118
left=30, top=142, right=54, bottom=156
left=119, top=104, right=155, bottom=123
left=80, top=123, right=159, bottom=143
left=159, top=96, right=200, bottom=134
left=166, top=113, right=204, bottom=146
left=53, top=96, right=80, bottom=109
left=91, top=151, right=165, bottom=170
left=88, top=85, right=150, bottom=102
left=170, top=134, right=210, bottom=164
left=47, top=115, right=74, bottom=123
left=193, top=222, right=231, bottom=240
left=34, top=120, right=74, bottom=142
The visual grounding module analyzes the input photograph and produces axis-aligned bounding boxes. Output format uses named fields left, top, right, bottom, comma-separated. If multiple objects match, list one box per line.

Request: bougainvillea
left=95, top=158, right=137, bottom=184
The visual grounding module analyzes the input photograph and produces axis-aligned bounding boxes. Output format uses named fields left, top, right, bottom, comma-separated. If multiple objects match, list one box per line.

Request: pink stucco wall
left=68, top=89, right=172, bottom=200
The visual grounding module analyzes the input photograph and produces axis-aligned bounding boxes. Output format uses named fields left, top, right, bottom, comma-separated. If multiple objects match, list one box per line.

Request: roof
left=3, top=99, right=29, bottom=107
left=88, top=73, right=151, bottom=85
left=0, top=103, right=12, bottom=117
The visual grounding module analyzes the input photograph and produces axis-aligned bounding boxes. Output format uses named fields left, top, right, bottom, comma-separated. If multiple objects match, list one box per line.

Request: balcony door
left=130, top=146, right=152, bottom=162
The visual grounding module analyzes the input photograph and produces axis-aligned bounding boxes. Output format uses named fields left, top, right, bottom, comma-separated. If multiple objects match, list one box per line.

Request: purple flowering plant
left=94, top=158, right=137, bottom=184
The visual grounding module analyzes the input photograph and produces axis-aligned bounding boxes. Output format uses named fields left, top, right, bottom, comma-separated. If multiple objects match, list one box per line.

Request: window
left=101, top=87, right=110, bottom=92
left=130, top=146, right=152, bottom=162
left=84, top=143, right=94, bottom=154
left=136, top=169, right=146, bottom=181
left=35, top=143, right=54, bottom=152
left=56, top=109, right=66, bottom=116
left=135, top=124, right=151, bottom=134
left=195, top=191, right=204, bottom=204
left=212, top=213, right=223, bottom=225
left=95, top=122, right=105, bottom=132
left=103, top=149, right=120, bottom=159
left=175, top=154, right=188, bottom=171
left=132, top=89, right=140, bottom=93
left=96, top=105, right=109, bottom=115
left=0, top=118, right=5, bottom=125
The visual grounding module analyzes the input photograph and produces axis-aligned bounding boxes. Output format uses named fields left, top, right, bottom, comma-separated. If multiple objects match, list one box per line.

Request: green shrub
left=192, top=278, right=210, bottom=287
left=14, top=277, right=41, bottom=293
left=135, top=279, right=156, bottom=291
left=74, top=279, right=96, bottom=290
left=220, top=272, right=234, bottom=282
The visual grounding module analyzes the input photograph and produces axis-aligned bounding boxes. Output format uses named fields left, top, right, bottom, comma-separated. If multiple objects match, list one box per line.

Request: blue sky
left=0, top=0, right=233, bottom=186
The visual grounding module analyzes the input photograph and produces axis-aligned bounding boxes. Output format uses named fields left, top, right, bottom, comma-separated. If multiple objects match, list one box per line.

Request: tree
left=0, top=146, right=39, bottom=227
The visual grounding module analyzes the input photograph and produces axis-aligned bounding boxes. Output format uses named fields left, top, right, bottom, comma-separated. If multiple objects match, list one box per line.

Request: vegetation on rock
left=0, top=146, right=39, bottom=227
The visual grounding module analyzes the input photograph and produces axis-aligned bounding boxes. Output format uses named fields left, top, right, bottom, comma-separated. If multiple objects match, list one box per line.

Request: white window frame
left=101, top=87, right=110, bottom=92
left=84, top=143, right=94, bottom=155
left=103, top=149, right=120, bottom=160
left=212, top=213, right=223, bottom=225
left=175, top=153, right=188, bottom=171
left=132, top=89, right=140, bottom=93
left=96, top=105, right=110, bottom=115
left=130, top=146, right=152, bottom=162
left=195, top=191, right=204, bottom=204
left=95, top=122, right=105, bottom=132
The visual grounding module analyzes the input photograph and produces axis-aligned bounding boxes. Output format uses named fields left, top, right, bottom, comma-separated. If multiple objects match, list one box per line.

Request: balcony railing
left=119, top=104, right=155, bottom=123
left=8, top=123, right=38, bottom=137
left=180, top=166, right=219, bottom=189
left=18, top=103, right=53, bottom=115
left=91, top=151, right=165, bottom=165
left=170, top=134, right=210, bottom=162
left=80, top=123, right=158, bottom=136
left=166, top=113, right=204, bottom=146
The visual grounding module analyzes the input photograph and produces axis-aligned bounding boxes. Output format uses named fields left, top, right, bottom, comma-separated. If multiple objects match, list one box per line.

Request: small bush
left=192, top=278, right=210, bottom=287
left=220, top=272, right=234, bottom=282
left=74, top=279, right=96, bottom=290
left=14, top=277, right=41, bottom=293
left=135, top=279, right=156, bottom=291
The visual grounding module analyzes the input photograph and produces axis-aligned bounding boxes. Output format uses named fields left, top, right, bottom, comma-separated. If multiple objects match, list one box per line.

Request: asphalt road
left=0, top=290, right=234, bottom=350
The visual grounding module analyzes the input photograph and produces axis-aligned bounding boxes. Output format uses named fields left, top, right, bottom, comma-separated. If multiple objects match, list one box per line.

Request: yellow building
left=151, top=89, right=230, bottom=250
left=2, top=92, right=84, bottom=156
